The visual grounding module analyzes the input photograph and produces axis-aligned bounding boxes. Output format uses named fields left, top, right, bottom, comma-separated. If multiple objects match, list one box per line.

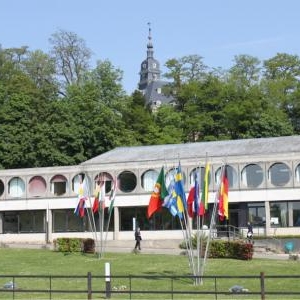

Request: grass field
left=0, top=248, right=299, bottom=299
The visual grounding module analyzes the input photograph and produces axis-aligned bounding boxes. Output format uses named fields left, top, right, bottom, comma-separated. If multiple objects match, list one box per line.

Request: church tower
left=138, top=23, right=173, bottom=108
left=138, top=23, right=161, bottom=90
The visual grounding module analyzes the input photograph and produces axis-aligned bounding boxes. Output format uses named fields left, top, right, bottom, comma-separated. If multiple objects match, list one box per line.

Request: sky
left=1, top=0, right=300, bottom=94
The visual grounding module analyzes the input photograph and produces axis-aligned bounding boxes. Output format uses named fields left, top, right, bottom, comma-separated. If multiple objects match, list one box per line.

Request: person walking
left=134, top=227, right=142, bottom=250
left=247, top=222, right=253, bottom=243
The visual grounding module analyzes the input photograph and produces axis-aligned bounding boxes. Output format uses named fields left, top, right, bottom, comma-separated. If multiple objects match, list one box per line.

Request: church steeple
left=138, top=23, right=161, bottom=91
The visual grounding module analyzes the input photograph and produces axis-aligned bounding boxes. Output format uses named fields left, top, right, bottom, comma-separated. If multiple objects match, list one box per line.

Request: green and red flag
left=147, top=167, right=168, bottom=219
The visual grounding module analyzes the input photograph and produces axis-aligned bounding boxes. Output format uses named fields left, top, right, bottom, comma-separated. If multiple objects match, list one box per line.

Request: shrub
left=180, top=237, right=254, bottom=260
left=54, top=238, right=83, bottom=253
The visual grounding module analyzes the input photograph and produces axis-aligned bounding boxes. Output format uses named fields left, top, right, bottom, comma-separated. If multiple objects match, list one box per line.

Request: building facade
left=0, top=136, right=300, bottom=244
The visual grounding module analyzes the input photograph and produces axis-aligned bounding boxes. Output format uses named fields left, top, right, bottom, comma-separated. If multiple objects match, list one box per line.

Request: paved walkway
left=2, top=240, right=295, bottom=260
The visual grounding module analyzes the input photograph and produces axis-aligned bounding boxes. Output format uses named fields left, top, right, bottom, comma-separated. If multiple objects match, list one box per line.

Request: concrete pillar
left=0, top=213, right=3, bottom=234
left=46, top=208, right=52, bottom=243
left=265, top=201, right=270, bottom=236
left=114, top=207, right=119, bottom=240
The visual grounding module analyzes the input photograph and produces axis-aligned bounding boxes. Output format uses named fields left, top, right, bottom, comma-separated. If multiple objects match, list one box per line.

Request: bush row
left=54, top=238, right=95, bottom=253
left=180, top=239, right=254, bottom=260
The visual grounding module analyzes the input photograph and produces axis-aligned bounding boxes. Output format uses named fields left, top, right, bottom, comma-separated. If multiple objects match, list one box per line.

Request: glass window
left=72, top=173, right=92, bottom=195
left=95, top=172, right=114, bottom=194
left=50, top=175, right=67, bottom=196
left=248, top=202, right=265, bottom=226
left=215, top=165, right=237, bottom=188
left=241, top=164, right=264, bottom=188
left=3, top=211, right=45, bottom=233
left=28, top=176, right=47, bottom=197
left=190, top=167, right=203, bottom=185
left=53, top=209, right=85, bottom=232
left=0, top=180, right=4, bottom=197
left=118, top=171, right=137, bottom=193
left=290, top=201, right=300, bottom=226
left=141, top=169, right=159, bottom=192
left=8, top=177, right=25, bottom=197
left=165, top=167, right=186, bottom=189
left=19, top=211, right=45, bottom=233
left=268, top=163, right=291, bottom=186
left=270, top=202, right=288, bottom=227
left=3, top=212, right=18, bottom=233
left=119, top=207, right=181, bottom=231
left=295, top=164, right=300, bottom=183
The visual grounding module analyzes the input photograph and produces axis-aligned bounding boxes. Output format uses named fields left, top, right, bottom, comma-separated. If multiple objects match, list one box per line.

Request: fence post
left=260, top=272, right=265, bottom=300
left=105, top=262, right=111, bottom=298
left=87, top=272, right=92, bottom=300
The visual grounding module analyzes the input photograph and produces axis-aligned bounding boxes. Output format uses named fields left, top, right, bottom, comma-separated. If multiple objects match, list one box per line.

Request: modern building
left=138, top=24, right=173, bottom=109
left=0, top=135, right=300, bottom=244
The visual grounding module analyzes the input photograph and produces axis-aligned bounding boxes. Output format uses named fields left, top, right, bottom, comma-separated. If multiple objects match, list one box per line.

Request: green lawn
left=0, top=248, right=299, bottom=299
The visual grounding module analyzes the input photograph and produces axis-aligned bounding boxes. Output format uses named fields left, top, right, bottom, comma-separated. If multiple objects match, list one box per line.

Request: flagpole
left=200, top=163, right=225, bottom=282
left=104, top=177, right=116, bottom=254
left=84, top=173, right=98, bottom=248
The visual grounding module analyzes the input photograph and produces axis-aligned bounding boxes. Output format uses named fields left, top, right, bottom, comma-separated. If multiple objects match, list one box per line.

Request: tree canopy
left=0, top=31, right=299, bottom=169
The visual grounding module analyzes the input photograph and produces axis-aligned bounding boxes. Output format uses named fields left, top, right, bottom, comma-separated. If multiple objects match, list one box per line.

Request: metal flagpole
left=199, top=163, right=225, bottom=282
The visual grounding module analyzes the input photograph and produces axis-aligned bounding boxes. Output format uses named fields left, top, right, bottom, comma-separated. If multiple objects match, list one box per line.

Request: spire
left=147, top=22, right=153, bottom=58
left=138, top=22, right=161, bottom=91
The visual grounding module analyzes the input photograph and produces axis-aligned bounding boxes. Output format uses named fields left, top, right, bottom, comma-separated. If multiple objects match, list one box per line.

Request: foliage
left=1, top=32, right=300, bottom=169
left=180, top=238, right=254, bottom=260
left=54, top=238, right=83, bottom=253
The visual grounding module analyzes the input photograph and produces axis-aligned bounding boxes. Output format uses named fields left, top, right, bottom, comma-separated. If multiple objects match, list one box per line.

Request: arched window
left=165, top=167, right=186, bottom=189
left=268, top=162, right=291, bottom=186
left=141, top=169, right=159, bottom=192
left=50, top=175, right=68, bottom=196
left=241, top=164, right=264, bottom=188
left=28, top=176, right=47, bottom=197
left=215, top=165, right=237, bottom=188
left=295, top=163, right=300, bottom=183
left=0, top=180, right=4, bottom=197
left=94, top=172, right=115, bottom=195
left=72, top=173, right=92, bottom=195
left=118, top=171, right=137, bottom=193
left=8, top=177, right=25, bottom=197
left=189, top=167, right=205, bottom=185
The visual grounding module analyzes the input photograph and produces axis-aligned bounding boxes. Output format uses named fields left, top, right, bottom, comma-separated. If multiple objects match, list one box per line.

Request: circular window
left=94, top=172, right=115, bottom=194
left=118, top=171, right=137, bottom=193
left=0, top=179, right=4, bottom=197
left=165, top=167, right=186, bottom=189
left=241, top=164, right=264, bottom=188
left=50, top=175, right=68, bottom=196
left=8, top=177, right=25, bottom=197
left=28, top=176, right=47, bottom=197
left=215, top=165, right=237, bottom=188
left=268, top=162, right=291, bottom=186
left=295, top=163, right=300, bottom=183
left=72, top=173, right=92, bottom=195
left=141, top=169, right=159, bottom=192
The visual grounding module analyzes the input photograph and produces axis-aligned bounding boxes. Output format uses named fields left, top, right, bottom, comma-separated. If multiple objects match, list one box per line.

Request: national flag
left=218, top=165, right=229, bottom=220
left=147, top=167, right=168, bottom=219
left=187, top=171, right=200, bottom=218
left=200, top=163, right=210, bottom=216
left=163, top=176, right=179, bottom=217
left=74, top=176, right=89, bottom=217
left=92, top=184, right=101, bottom=213
left=74, top=197, right=86, bottom=217
left=174, top=163, right=187, bottom=216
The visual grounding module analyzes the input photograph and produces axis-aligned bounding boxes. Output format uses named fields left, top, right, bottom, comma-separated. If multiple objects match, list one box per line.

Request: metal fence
left=1, top=272, right=300, bottom=299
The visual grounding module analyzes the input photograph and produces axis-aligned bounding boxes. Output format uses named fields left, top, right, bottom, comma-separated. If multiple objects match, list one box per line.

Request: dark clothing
left=134, top=229, right=142, bottom=250
left=247, top=223, right=253, bottom=242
